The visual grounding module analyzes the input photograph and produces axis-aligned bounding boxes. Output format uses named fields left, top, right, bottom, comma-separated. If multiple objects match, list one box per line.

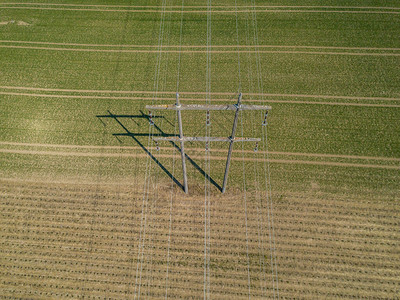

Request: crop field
left=1, top=0, right=400, bottom=299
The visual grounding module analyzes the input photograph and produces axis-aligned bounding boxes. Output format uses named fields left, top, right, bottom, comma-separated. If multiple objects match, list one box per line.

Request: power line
left=250, top=0, right=280, bottom=297
left=134, top=1, right=168, bottom=298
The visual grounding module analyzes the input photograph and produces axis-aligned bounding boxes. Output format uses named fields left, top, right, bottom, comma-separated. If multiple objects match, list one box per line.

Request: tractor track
left=0, top=148, right=398, bottom=170
left=1, top=6, right=399, bottom=14
left=1, top=45, right=400, bottom=56
left=1, top=141, right=399, bottom=162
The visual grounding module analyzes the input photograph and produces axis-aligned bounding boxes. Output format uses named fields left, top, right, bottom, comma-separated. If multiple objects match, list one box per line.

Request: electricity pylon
left=146, top=93, right=271, bottom=194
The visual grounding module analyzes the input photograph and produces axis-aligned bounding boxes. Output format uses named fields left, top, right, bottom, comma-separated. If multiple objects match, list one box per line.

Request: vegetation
left=0, top=1, right=399, bottom=298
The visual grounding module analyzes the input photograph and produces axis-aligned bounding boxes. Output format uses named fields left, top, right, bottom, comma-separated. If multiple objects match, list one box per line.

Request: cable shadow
left=97, top=110, right=222, bottom=192
left=163, top=136, right=223, bottom=192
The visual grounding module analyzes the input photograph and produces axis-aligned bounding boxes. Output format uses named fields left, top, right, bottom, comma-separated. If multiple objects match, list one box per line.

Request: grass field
left=1, top=0, right=400, bottom=299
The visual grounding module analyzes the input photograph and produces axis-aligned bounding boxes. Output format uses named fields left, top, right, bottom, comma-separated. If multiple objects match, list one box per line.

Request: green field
left=1, top=1, right=400, bottom=299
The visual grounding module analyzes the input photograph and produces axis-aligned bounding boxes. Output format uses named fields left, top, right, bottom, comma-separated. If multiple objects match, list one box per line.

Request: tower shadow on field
left=96, top=110, right=222, bottom=192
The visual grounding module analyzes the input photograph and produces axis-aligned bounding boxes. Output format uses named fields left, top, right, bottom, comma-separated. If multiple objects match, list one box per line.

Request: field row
left=1, top=186, right=397, bottom=222
left=1, top=180, right=399, bottom=298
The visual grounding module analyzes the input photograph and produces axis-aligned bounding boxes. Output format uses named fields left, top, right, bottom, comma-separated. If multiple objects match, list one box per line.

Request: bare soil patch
left=17, top=21, right=30, bottom=26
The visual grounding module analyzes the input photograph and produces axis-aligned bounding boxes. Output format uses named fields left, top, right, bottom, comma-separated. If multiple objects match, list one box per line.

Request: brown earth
left=1, top=178, right=399, bottom=298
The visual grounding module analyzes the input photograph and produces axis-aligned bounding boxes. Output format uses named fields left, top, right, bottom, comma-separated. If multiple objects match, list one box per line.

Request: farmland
left=1, top=0, right=400, bottom=299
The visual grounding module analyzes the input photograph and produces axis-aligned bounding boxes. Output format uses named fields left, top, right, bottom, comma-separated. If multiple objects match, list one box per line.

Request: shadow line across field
left=97, top=110, right=222, bottom=192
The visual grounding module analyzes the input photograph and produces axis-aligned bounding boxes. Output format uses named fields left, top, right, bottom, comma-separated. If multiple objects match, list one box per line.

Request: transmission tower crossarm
left=146, top=104, right=271, bottom=111
left=153, top=136, right=260, bottom=142
left=222, top=93, right=242, bottom=193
